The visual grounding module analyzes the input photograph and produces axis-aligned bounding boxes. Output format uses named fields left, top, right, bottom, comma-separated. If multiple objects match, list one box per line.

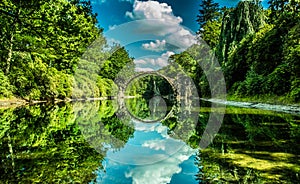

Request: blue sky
left=90, top=0, right=269, bottom=71
left=92, top=0, right=269, bottom=32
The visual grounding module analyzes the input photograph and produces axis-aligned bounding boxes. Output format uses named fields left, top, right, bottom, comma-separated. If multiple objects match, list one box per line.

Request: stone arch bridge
left=114, top=71, right=198, bottom=123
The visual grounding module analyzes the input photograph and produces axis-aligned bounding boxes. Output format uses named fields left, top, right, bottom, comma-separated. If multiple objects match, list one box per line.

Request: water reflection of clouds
left=142, top=139, right=167, bottom=151
left=125, top=144, right=196, bottom=184
left=94, top=122, right=198, bottom=183
left=133, top=121, right=169, bottom=138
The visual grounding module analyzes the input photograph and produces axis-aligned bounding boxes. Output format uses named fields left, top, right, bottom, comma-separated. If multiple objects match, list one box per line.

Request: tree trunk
left=7, top=132, right=15, bottom=172
left=5, top=33, right=14, bottom=75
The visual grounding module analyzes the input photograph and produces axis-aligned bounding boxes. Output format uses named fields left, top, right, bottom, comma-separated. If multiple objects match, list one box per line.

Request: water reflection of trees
left=74, top=100, right=134, bottom=155
left=0, top=100, right=135, bottom=183
left=0, top=104, right=102, bottom=183
left=195, top=107, right=300, bottom=183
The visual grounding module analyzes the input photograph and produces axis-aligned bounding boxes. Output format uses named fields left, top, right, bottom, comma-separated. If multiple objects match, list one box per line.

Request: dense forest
left=0, top=0, right=299, bottom=104
left=0, top=0, right=133, bottom=101
left=171, top=0, right=300, bottom=103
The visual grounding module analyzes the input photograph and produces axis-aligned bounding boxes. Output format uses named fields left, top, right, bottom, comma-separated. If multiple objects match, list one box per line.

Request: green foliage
left=233, top=71, right=267, bottom=96
left=290, top=79, right=300, bottom=102
left=217, top=0, right=265, bottom=63
left=0, top=70, right=13, bottom=98
left=201, top=19, right=222, bottom=48
left=170, top=50, right=204, bottom=94
left=196, top=0, right=300, bottom=102
left=197, top=0, right=220, bottom=32
left=196, top=0, right=222, bottom=48
left=99, top=46, right=133, bottom=80
left=196, top=107, right=300, bottom=183
left=226, top=20, right=299, bottom=101
left=0, top=0, right=102, bottom=100
left=177, top=0, right=300, bottom=103
left=126, top=75, right=174, bottom=99
left=97, top=77, right=118, bottom=97
left=74, top=101, right=134, bottom=152
left=0, top=101, right=135, bottom=183
left=225, top=33, right=255, bottom=88
left=0, top=103, right=104, bottom=183
left=7, top=53, right=73, bottom=100
left=268, top=0, right=300, bottom=28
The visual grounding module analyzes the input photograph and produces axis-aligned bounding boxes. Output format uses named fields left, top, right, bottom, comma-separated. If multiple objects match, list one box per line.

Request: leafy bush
left=289, top=79, right=300, bottom=102
left=235, top=71, right=267, bottom=96
left=265, top=64, right=291, bottom=96
left=0, top=71, right=13, bottom=98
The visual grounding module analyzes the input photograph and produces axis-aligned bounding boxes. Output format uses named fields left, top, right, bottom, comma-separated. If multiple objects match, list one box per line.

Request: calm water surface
left=0, top=99, right=299, bottom=183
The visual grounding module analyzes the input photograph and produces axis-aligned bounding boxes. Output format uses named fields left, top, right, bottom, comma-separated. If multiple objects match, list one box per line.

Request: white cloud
left=134, top=122, right=160, bottom=132
left=125, top=0, right=182, bottom=36
left=133, top=122, right=169, bottom=139
left=142, top=139, right=167, bottom=151
left=125, top=1, right=182, bottom=24
left=125, top=0, right=196, bottom=50
left=94, top=122, right=198, bottom=183
left=106, top=38, right=121, bottom=46
left=161, top=51, right=175, bottom=58
left=142, top=40, right=166, bottom=52
left=134, top=59, right=147, bottom=65
left=134, top=51, right=174, bottom=71
left=125, top=143, right=196, bottom=184
left=166, top=28, right=197, bottom=50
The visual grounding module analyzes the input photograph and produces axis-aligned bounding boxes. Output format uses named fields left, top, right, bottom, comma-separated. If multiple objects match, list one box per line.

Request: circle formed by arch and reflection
left=74, top=19, right=227, bottom=166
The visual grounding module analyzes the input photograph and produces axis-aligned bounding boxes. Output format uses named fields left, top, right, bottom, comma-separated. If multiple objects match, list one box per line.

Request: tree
left=196, top=0, right=220, bottom=35
left=201, top=20, right=222, bottom=48
left=99, top=46, right=134, bottom=80
left=0, top=0, right=100, bottom=74
left=0, top=0, right=102, bottom=100
left=268, top=0, right=300, bottom=27
left=196, top=0, right=222, bottom=48
left=0, top=0, right=44, bottom=75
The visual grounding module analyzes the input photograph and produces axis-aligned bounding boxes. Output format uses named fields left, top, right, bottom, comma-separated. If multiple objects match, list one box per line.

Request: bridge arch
left=123, top=71, right=178, bottom=98
left=114, top=67, right=199, bottom=124
left=115, top=71, right=178, bottom=123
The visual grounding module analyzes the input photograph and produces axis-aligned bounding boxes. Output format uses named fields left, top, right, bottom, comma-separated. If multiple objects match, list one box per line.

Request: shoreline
left=0, top=98, right=27, bottom=109
left=0, top=96, right=137, bottom=109
left=1, top=97, right=300, bottom=115
left=202, top=98, right=300, bottom=115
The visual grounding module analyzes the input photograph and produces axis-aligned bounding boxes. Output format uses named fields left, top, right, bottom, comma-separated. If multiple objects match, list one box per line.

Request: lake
left=0, top=99, right=299, bottom=183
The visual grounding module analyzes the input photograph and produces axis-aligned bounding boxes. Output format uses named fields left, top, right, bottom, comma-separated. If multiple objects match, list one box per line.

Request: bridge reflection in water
left=115, top=70, right=200, bottom=145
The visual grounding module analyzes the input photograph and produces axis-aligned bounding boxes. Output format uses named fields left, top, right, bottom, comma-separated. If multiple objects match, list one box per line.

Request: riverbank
left=2, top=96, right=300, bottom=114
left=203, top=98, right=300, bottom=115
left=0, top=96, right=137, bottom=109
left=0, top=98, right=27, bottom=109
left=0, top=97, right=104, bottom=108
